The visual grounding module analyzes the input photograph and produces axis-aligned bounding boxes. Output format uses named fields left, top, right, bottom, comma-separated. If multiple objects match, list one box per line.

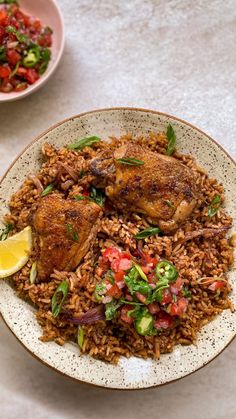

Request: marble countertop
left=0, top=1, right=235, bottom=418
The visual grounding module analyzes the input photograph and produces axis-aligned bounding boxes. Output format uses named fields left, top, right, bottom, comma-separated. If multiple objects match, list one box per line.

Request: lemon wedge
left=0, top=226, right=32, bottom=278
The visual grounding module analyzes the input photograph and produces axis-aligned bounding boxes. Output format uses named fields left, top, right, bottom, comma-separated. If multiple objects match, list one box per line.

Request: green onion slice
left=41, top=183, right=54, bottom=197
left=77, top=326, right=84, bottom=349
left=134, top=227, right=161, bottom=239
left=116, top=157, right=144, bottom=166
left=68, top=136, right=101, bottom=150
left=51, top=280, right=69, bottom=317
left=208, top=194, right=221, bottom=217
left=30, top=262, right=37, bottom=284
left=166, top=124, right=176, bottom=156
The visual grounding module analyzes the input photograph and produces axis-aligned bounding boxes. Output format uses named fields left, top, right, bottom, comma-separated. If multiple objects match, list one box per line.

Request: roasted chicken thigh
left=32, top=194, right=102, bottom=280
left=91, top=143, right=199, bottom=231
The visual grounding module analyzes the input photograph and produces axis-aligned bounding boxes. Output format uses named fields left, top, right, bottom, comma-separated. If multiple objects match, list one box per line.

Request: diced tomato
left=169, top=302, right=179, bottom=316
left=154, top=312, right=173, bottom=329
left=120, top=305, right=134, bottom=324
left=170, top=277, right=183, bottom=295
left=25, top=68, right=39, bottom=84
left=148, top=302, right=160, bottom=314
left=107, top=284, right=122, bottom=299
left=161, top=288, right=172, bottom=305
left=82, top=190, right=90, bottom=196
left=114, top=271, right=125, bottom=282
left=208, top=281, right=225, bottom=292
left=7, top=49, right=21, bottom=66
left=135, top=292, right=147, bottom=304
left=178, top=297, right=188, bottom=313
left=103, top=247, right=121, bottom=263
left=169, top=297, right=188, bottom=316
left=0, top=10, right=9, bottom=26
left=0, top=65, right=11, bottom=78
left=38, top=33, right=52, bottom=47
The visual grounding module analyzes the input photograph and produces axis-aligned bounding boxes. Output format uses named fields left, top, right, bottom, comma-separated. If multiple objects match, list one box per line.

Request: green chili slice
left=51, top=280, right=69, bottom=317
left=134, top=308, right=154, bottom=336
left=23, top=47, right=40, bottom=68
left=116, top=157, right=144, bottom=166
left=155, top=260, right=178, bottom=282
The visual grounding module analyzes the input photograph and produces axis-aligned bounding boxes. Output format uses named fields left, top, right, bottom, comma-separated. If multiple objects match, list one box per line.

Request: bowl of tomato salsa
left=0, top=0, right=64, bottom=101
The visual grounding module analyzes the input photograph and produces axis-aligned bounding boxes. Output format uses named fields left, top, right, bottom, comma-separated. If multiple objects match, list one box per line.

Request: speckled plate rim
left=0, top=107, right=235, bottom=390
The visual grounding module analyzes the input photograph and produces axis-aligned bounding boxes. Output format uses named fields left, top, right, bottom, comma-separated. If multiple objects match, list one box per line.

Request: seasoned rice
left=4, top=132, right=234, bottom=363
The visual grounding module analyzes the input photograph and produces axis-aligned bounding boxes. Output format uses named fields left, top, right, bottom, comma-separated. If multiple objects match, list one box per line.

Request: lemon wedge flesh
left=0, top=226, right=32, bottom=278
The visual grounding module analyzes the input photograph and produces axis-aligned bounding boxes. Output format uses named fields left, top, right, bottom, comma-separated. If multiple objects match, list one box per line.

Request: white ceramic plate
left=0, top=108, right=235, bottom=389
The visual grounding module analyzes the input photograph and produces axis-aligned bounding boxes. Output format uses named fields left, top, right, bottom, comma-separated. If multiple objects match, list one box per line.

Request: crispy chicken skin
left=32, top=194, right=102, bottom=281
left=91, top=143, right=198, bottom=231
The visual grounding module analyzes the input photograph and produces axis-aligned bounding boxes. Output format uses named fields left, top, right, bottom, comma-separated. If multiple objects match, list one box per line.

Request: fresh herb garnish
left=124, top=267, right=152, bottom=297
left=116, top=157, right=144, bottom=166
left=74, top=195, right=86, bottom=201
left=134, top=227, right=161, bottom=239
left=208, top=194, right=221, bottom=217
left=182, top=287, right=192, bottom=298
left=74, top=187, right=105, bottom=207
left=0, top=46, right=6, bottom=61
left=41, top=183, right=54, bottom=197
left=0, top=223, right=13, bottom=241
left=164, top=199, right=175, bottom=209
left=166, top=124, right=176, bottom=156
left=68, top=136, right=101, bottom=151
left=0, top=0, right=18, bottom=4
left=90, top=186, right=105, bottom=207
left=105, top=300, right=121, bottom=320
left=30, top=262, right=37, bottom=284
left=6, top=25, right=28, bottom=43
left=66, top=223, right=79, bottom=242
left=77, top=326, right=84, bottom=348
left=51, top=281, right=69, bottom=317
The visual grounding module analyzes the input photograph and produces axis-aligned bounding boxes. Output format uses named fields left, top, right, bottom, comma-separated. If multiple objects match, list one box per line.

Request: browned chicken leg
left=32, top=194, right=102, bottom=280
left=91, top=143, right=199, bottom=232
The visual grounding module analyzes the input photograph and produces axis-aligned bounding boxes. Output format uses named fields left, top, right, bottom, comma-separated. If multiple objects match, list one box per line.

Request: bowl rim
left=0, top=107, right=235, bottom=390
left=0, top=0, right=65, bottom=103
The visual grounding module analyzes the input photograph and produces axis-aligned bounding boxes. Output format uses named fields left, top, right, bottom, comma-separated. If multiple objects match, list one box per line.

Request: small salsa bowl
left=0, top=0, right=65, bottom=102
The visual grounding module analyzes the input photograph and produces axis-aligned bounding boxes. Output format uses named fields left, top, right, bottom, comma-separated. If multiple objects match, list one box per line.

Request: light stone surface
left=0, top=0, right=235, bottom=417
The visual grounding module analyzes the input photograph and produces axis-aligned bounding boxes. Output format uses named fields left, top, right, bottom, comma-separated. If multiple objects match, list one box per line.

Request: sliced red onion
left=58, top=162, right=78, bottom=182
left=69, top=305, right=105, bottom=325
left=7, top=41, right=19, bottom=48
left=29, top=175, right=44, bottom=194
left=102, top=295, right=113, bottom=304
left=116, top=280, right=125, bottom=289
left=182, top=226, right=230, bottom=242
